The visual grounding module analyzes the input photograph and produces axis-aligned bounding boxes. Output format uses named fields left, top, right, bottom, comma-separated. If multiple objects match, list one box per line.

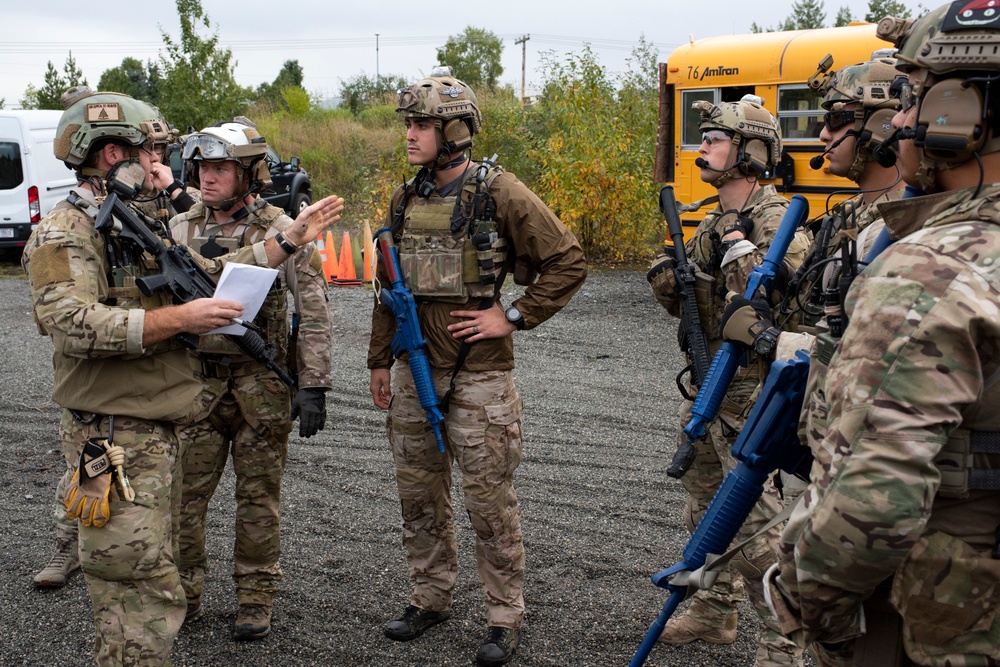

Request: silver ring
left=473, top=326, right=479, bottom=335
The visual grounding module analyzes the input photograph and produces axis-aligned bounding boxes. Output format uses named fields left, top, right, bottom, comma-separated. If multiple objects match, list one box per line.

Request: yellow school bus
left=655, top=22, right=888, bottom=231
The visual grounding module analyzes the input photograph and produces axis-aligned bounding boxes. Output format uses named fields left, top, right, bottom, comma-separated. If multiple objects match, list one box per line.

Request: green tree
left=98, top=57, right=162, bottom=104
left=865, top=0, right=912, bottom=22
left=834, top=5, right=855, bottom=25
left=752, top=0, right=827, bottom=31
left=338, top=72, right=408, bottom=116
left=255, top=60, right=308, bottom=110
left=435, top=27, right=504, bottom=90
left=527, top=40, right=659, bottom=260
left=20, top=84, right=39, bottom=110
left=158, top=0, right=250, bottom=130
left=31, top=52, right=88, bottom=110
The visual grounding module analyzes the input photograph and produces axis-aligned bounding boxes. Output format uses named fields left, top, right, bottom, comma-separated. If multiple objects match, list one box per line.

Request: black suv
left=168, top=144, right=312, bottom=218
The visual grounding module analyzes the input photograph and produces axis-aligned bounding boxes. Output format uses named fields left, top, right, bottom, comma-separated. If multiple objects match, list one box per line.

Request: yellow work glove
left=64, top=439, right=116, bottom=528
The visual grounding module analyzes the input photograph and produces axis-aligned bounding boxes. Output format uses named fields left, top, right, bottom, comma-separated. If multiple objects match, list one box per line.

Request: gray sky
left=1, top=0, right=889, bottom=108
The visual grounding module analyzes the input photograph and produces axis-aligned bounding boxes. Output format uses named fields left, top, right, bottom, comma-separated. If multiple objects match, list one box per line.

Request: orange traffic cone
left=322, top=231, right=338, bottom=283
left=362, top=219, right=374, bottom=286
left=332, top=230, right=361, bottom=287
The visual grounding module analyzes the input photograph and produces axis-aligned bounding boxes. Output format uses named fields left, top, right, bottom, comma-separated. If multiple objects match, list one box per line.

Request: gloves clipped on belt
left=291, top=387, right=327, bottom=438
left=64, top=438, right=126, bottom=528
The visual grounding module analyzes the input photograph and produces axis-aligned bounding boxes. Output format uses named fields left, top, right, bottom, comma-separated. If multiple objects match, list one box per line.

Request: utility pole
left=515, top=34, right=530, bottom=106
left=375, top=33, right=380, bottom=83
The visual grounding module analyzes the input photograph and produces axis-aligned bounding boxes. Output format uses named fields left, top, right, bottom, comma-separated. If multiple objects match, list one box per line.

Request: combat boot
left=33, top=539, right=80, bottom=588
left=657, top=599, right=738, bottom=645
left=233, top=604, right=271, bottom=641
left=476, top=626, right=520, bottom=666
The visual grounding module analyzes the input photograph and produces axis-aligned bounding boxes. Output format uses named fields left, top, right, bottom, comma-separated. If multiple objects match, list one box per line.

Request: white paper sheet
left=207, top=262, right=279, bottom=335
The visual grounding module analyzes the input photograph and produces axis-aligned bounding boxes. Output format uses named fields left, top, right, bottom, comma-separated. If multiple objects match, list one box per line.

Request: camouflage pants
left=388, top=364, right=525, bottom=628
left=676, top=397, right=802, bottom=663
left=60, top=409, right=186, bottom=667
left=49, top=464, right=79, bottom=545
left=177, top=374, right=291, bottom=608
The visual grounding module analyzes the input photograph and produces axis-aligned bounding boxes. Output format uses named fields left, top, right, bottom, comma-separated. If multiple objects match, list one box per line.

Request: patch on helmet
left=85, top=103, right=121, bottom=123
left=439, top=86, right=464, bottom=98
left=945, top=0, right=1000, bottom=28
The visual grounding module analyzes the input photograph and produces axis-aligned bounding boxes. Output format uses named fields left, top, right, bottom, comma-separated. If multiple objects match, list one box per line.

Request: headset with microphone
left=809, top=131, right=860, bottom=170
left=694, top=157, right=727, bottom=172
left=871, top=127, right=918, bottom=168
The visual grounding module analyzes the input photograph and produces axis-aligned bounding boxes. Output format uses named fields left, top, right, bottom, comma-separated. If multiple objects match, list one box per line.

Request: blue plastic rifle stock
left=374, top=227, right=447, bottom=453
left=683, top=194, right=810, bottom=445
left=631, top=350, right=813, bottom=667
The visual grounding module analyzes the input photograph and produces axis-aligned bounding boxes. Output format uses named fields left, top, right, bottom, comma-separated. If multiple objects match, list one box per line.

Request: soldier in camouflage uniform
left=811, top=55, right=906, bottom=260
left=367, top=67, right=586, bottom=667
left=761, top=4, right=1000, bottom=665
left=170, top=118, right=333, bottom=641
left=33, top=104, right=201, bottom=590
left=647, top=96, right=810, bottom=666
left=21, top=88, right=343, bottom=667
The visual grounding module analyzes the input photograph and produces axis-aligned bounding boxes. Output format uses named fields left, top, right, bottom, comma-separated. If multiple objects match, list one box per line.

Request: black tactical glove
left=720, top=292, right=780, bottom=357
left=291, top=387, right=327, bottom=438
left=720, top=209, right=754, bottom=238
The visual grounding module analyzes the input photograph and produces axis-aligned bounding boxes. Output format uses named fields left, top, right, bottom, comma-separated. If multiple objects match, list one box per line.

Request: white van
left=0, top=110, right=76, bottom=250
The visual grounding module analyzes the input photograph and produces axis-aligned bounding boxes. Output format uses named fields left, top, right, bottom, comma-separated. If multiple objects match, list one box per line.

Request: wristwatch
left=750, top=323, right=781, bottom=359
left=504, top=305, right=526, bottom=330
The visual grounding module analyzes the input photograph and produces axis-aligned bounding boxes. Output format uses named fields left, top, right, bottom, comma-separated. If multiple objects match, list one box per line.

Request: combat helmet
left=54, top=86, right=169, bottom=173
left=877, top=1, right=1000, bottom=190
left=817, top=56, right=904, bottom=181
left=693, top=94, right=782, bottom=187
left=397, top=66, right=481, bottom=165
left=183, top=116, right=271, bottom=209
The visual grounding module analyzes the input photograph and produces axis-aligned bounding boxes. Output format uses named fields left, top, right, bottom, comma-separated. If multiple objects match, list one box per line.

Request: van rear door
left=0, top=111, right=73, bottom=250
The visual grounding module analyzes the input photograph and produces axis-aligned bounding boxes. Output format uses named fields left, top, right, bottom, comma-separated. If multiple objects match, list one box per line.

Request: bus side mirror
left=773, top=152, right=796, bottom=191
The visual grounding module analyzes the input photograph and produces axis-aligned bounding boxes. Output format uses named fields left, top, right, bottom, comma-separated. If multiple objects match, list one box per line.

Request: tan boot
left=657, top=607, right=738, bottom=645
left=233, top=604, right=272, bottom=641
left=33, top=540, right=80, bottom=588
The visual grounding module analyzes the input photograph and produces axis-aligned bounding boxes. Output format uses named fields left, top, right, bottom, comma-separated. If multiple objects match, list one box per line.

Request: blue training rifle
left=374, top=227, right=447, bottom=453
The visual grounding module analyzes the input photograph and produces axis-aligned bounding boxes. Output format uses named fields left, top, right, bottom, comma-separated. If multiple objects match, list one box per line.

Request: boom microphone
left=872, top=127, right=917, bottom=168
left=809, top=131, right=858, bottom=170
left=694, top=157, right=730, bottom=172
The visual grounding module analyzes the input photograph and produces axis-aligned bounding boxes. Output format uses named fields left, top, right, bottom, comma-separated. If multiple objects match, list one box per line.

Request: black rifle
left=661, top=185, right=711, bottom=390
left=94, top=180, right=295, bottom=387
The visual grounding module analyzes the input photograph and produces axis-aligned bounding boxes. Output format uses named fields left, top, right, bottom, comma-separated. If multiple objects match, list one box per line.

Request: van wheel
left=290, top=193, right=311, bottom=218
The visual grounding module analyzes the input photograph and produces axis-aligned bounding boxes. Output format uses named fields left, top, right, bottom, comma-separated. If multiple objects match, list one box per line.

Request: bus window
left=777, top=85, right=825, bottom=141
left=681, top=89, right=716, bottom=148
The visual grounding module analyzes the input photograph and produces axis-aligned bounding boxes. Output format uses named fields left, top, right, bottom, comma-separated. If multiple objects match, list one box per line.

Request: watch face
left=505, top=306, right=521, bottom=321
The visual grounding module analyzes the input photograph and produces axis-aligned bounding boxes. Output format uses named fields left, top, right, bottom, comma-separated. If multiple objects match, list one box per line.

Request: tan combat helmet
left=818, top=56, right=904, bottom=181
left=693, top=94, right=782, bottom=187
left=183, top=116, right=271, bottom=208
left=877, top=2, right=1000, bottom=190
left=397, top=66, right=481, bottom=165
left=54, top=86, right=169, bottom=173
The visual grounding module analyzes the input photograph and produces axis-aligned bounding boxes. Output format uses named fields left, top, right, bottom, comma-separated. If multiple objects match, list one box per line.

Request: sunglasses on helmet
left=182, top=134, right=232, bottom=161
left=823, top=108, right=856, bottom=132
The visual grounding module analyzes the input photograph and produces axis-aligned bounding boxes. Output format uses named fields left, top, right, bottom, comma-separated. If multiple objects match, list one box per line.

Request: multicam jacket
left=769, top=184, right=1000, bottom=666
left=367, top=168, right=587, bottom=372
left=21, top=187, right=272, bottom=422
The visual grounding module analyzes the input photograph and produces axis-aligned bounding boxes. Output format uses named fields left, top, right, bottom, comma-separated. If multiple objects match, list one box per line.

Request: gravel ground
left=0, top=265, right=806, bottom=667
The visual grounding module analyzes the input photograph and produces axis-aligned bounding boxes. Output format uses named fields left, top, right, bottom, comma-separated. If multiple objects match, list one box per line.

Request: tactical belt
left=198, top=354, right=259, bottom=379
left=970, top=431, right=1000, bottom=491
